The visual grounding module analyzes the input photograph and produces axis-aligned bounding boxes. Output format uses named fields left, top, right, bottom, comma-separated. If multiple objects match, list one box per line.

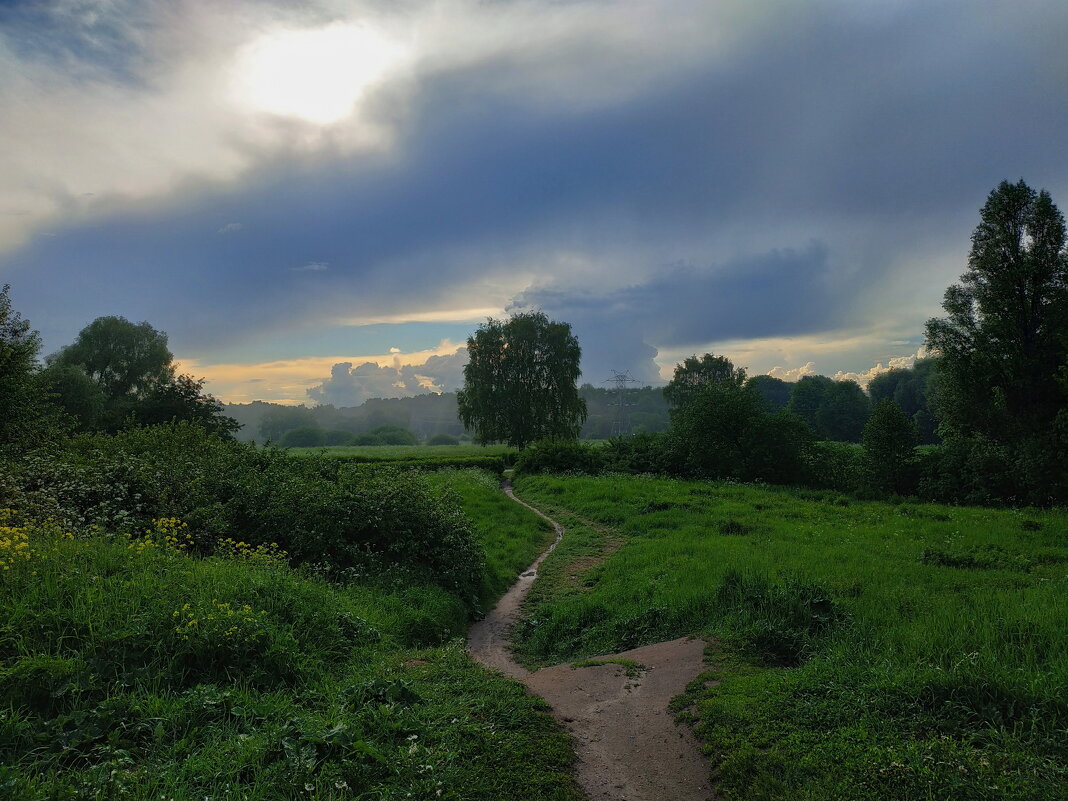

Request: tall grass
left=512, top=474, right=1068, bottom=799
left=0, top=469, right=580, bottom=800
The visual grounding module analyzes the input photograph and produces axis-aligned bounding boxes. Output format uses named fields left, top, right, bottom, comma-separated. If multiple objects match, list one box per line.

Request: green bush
left=279, top=425, right=325, bottom=448
left=8, top=423, right=485, bottom=604
left=514, top=439, right=604, bottom=475
left=802, top=441, right=866, bottom=493
left=427, top=433, right=461, bottom=446
left=862, top=399, right=918, bottom=495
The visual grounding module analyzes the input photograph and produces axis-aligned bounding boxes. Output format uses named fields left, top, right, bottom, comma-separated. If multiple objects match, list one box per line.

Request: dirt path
left=467, top=481, right=713, bottom=801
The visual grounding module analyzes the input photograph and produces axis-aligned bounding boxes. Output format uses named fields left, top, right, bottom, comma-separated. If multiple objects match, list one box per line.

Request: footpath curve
left=467, top=480, right=714, bottom=801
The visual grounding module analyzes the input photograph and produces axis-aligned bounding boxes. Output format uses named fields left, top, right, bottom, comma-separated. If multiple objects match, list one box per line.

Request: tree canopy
left=664, top=353, right=746, bottom=410
left=457, top=311, right=586, bottom=449
left=786, top=375, right=869, bottom=442
left=49, top=315, right=236, bottom=436
left=0, top=284, right=55, bottom=450
left=925, top=179, right=1068, bottom=441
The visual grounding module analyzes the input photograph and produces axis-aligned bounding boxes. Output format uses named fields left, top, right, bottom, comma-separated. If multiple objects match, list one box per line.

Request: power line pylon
left=604, top=370, right=638, bottom=438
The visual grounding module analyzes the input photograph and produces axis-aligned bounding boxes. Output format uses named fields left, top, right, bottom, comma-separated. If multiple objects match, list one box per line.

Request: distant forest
left=227, top=363, right=937, bottom=447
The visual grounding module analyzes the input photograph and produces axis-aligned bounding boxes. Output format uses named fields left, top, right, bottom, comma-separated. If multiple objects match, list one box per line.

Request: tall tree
left=867, top=358, right=939, bottom=444
left=50, top=316, right=237, bottom=436
left=664, top=353, right=747, bottom=410
left=50, top=316, right=174, bottom=400
left=0, top=284, right=56, bottom=449
left=746, top=374, right=793, bottom=410
left=457, top=312, right=586, bottom=449
left=926, top=180, right=1068, bottom=441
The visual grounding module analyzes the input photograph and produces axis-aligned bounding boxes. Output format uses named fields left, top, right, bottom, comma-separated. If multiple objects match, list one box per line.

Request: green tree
left=787, top=375, right=834, bottom=431
left=668, top=379, right=813, bottom=483
left=0, top=284, right=60, bottom=450
left=867, top=358, right=939, bottom=444
left=50, top=316, right=238, bottom=436
left=51, top=316, right=174, bottom=400
left=925, top=180, right=1068, bottom=441
left=38, top=363, right=106, bottom=432
left=814, top=379, right=869, bottom=442
left=862, top=398, right=917, bottom=494
left=134, top=374, right=240, bottom=438
left=746, top=374, right=792, bottom=409
left=664, top=353, right=746, bottom=409
left=457, top=312, right=586, bottom=449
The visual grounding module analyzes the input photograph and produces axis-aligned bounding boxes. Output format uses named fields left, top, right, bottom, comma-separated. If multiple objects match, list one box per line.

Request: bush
left=279, top=425, right=325, bottom=448
left=370, top=425, right=419, bottom=446
left=7, top=423, right=485, bottom=604
left=514, top=439, right=603, bottom=475
left=802, top=441, right=866, bottom=493
left=862, top=399, right=918, bottom=495
left=427, top=433, right=461, bottom=446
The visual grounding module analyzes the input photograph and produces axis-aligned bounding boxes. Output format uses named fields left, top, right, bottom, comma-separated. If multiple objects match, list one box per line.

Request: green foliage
left=788, top=375, right=870, bottom=442
left=371, top=424, right=419, bottom=445
left=8, top=423, right=484, bottom=603
left=0, top=284, right=61, bottom=452
left=47, top=316, right=238, bottom=436
left=927, top=180, right=1068, bottom=443
left=801, top=441, right=867, bottom=493
left=0, top=514, right=580, bottom=800
left=868, top=358, right=940, bottom=444
left=50, top=315, right=174, bottom=400
left=511, top=473, right=1068, bottom=800
left=668, top=380, right=814, bottom=483
left=746, top=374, right=792, bottom=409
left=279, top=424, right=326, bottom=447
left=924, top=180, right=1068, bottom=504
left=664, top=353, right=747, bottom=410
left=457, top=311, right=587, bottom=449
left=862, top=399, right=918, bottom=494
left=133, top=373, right=240, bottom=437
left=514, top=439, right=604, bottom=475
left=427, top=433, right=460, bottom=446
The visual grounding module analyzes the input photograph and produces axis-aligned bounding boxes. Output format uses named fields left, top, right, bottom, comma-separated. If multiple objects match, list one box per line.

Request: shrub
left=802, top=441, right=866, bottom=493
left=7, top=423, right=485, bottom=604
left=279, top=425, right=325, bottom=448
left=862, top=399, right=918, bottom=495
left=427, top=433, right=461, bottom=446
left=514, top=439, right=603, bottom=475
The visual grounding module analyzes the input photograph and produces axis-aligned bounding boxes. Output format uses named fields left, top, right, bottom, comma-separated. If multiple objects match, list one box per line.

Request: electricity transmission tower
left=605, top=370, right=638, bottom=438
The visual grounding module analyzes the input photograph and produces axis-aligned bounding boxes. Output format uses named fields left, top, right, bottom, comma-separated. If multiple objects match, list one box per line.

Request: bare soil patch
left=467, top=481, right=713, bottom=800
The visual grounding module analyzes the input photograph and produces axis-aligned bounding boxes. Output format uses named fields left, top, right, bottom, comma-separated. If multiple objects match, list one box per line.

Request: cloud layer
left=3, top=1, right=1068, bottom=401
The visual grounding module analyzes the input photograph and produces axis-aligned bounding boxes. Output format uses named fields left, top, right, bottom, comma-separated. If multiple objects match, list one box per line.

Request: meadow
left=0, top=468, right=577, bottom=800
left=510, top=473, right=1068, bottom=800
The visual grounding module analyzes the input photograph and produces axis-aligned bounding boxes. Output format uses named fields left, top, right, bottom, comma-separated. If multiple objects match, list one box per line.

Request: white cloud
left=767, top=362, right=817, bottom=382
left=291, top=261, right=329, bottom=272
left=176, top=340, right=466, bottom=404
left=217, top=222, right=242, bottom=234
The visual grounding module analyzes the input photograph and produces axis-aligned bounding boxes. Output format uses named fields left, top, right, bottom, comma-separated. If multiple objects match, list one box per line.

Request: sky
left=2, top=0, right=1067, bottom=406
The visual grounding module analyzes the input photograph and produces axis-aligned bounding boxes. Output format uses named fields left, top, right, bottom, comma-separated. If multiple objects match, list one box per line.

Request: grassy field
left=511, top=474, right=1068, bottom=800
left=0, top=470, right=577, bottom=800
left=286, top=444, right=517, bottom=461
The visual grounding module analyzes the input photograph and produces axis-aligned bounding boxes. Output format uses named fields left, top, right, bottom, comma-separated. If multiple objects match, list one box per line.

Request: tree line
left=460, top=180, right=1067, bottom=506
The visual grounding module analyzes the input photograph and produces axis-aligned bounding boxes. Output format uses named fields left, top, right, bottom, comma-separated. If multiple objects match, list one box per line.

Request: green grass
left=0, top=473, right=580, bottom=801
left=424, top=469, right=557, bottom=610
left=287, top=444, right=517, bottom=461
left=511, top=473, right=1068, bottom=800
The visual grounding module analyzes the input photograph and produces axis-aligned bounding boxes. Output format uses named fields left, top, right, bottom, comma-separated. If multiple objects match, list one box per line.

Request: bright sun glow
left=233, top=23, right=406, bottom=124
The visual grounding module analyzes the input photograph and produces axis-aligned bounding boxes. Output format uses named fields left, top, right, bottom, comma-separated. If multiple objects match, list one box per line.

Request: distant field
left=511, top=474, right=1068, bottom=800
left=286, top=444, right=517, bottom=460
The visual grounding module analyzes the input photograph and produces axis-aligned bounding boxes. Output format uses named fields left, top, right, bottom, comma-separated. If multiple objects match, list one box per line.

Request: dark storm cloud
left=511, top=243, right=849, bottom=382
left=5, top=1, right=1068, bottom=369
